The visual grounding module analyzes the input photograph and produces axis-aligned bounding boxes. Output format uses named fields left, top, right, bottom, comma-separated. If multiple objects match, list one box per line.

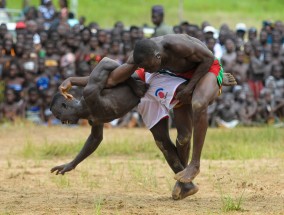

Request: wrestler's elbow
left=106, top=77, right=117, bottom=88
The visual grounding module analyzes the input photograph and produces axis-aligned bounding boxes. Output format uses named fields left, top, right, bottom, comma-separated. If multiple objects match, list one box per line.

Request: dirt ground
left=0, top=126, right=283, bottom=215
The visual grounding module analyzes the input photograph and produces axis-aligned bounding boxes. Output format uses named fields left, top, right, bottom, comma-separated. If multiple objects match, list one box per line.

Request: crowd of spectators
left=0, top=0, right=283, bottom=128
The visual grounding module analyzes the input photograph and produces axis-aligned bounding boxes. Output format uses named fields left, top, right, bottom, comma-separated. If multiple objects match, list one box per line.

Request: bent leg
left=172, top=103, right=198, bottom=200
left=173, top=103, right=192, bottom=167
left=175, top=72, right=219, bottom=183
left=150, top=118, right=184, bottom=173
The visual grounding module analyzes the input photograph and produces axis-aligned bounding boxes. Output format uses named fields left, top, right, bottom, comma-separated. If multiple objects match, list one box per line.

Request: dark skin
left=50, top=57, right=147, bottom=174
left=51, top=57, right=197, bottom=200
left=50, top=57, right=195, bottom=200
left=104, top=34, right=236, bottom=183
left=53, top=56, right=235, bottom=200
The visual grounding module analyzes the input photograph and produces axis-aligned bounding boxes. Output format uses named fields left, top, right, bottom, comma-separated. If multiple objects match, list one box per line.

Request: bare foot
left=222, top=73, right=237, bottom=86
left=172, top=181, right=182, bottom=200
left=174, top=163, right=200, bottom=183
left=172, top=181, right=199, bottom=200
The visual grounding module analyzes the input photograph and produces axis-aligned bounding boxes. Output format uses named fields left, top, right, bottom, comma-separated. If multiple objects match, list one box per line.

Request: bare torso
left=82, top=60, right=140, bottom=124
left=151, top=34, right=213, bottom=73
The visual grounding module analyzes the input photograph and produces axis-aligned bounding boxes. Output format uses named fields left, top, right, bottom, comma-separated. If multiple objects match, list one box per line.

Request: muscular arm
left=176, top=36, right=214, bottom=102
left=185, top=51, right=214, bottom=92
left=69, top=76, right=90, bottom=87
left=105, top=53, right=138, bottom=87
left=50, top=124, right=104, bottom=175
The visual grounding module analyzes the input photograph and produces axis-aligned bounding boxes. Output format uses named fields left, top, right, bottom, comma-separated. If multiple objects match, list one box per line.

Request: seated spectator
left=82, top=36, right=103, bottom=69
left=215, top=93, right=239, bottom=128
left=42, top=89, right=60, bottom=125
left=237, top=90, right=257, bottom=125
left=0, top=88, right=24, bottom=122
left=24, top=87, right=44, bottom=124
left=5, top=61, right=25, bottom=94
left=106, top=40, right=124, bottom=64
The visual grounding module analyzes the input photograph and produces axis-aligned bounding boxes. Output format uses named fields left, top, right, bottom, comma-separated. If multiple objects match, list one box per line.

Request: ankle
left=189, top=160, right=200, bottom=167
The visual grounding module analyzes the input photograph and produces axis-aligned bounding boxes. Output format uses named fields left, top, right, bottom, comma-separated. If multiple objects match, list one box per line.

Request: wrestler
left=51, top=57, right=235, bottom=200
left=103, top=34, right=237, bottom=183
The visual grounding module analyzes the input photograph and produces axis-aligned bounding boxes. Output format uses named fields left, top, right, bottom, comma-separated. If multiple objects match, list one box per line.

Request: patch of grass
left=7, top=0, right=284, bottom=29
left=51, top=175, right=70, bottom=188
left=128, top=162, right=158, bottom=189
left=218, top=182, right=246, bottom=212
left=202, top=127, right=284, bottom=160
left=93, top=198, right=103, bottom=215
left=21, top=140, right=84, bottom=159
left=20, top=127, right=284, bottom=160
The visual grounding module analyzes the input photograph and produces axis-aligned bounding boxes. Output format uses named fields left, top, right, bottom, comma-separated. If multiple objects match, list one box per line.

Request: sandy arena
left=0, top=125, right=283, bottom=215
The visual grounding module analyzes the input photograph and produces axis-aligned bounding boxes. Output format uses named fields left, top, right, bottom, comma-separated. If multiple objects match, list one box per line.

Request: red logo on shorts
left=155, top=88, right=165, bottom=98
left=158, top=91, right=165, bottom=98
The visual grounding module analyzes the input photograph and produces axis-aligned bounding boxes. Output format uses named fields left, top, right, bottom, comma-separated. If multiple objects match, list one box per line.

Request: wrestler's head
left=133, top=39, right=161, bottom=73
left=50, top=92, right=80, bottom=124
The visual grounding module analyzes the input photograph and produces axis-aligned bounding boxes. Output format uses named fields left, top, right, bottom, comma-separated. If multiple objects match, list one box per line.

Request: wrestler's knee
left=191, top=97, right=208, bottom=113
left=177, top=133, right=191, bottom=146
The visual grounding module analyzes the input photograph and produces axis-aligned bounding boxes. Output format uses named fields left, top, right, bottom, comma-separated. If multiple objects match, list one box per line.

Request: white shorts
left=137, top=71, right=186, bottom=129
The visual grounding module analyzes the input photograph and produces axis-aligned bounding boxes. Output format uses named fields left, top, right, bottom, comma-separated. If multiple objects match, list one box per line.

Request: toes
left=172, top=193, right=180, bottom=200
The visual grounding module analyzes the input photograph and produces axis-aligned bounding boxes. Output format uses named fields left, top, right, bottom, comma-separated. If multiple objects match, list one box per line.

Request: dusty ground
left=0, top=126, right=283, bottom=215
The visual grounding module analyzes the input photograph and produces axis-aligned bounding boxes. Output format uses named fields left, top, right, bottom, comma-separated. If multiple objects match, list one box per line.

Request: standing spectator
left=58, top=0, right=68, bottom=21
left=221, top=38, right=237, bottom=74
left=38, top=0, right=56, bottom=29
left=231, top=50, right=249, bottom=85
left=151, top=5, right=173, bottom=37
left=248, top=27, right=258, bottom=43
left=235, top=23, right=247, bottom=42
left=248, top=44, right=264, bottom=99
left=0, top=0, right=5, bottom=8
left=204, top=26, right=223, bottom=58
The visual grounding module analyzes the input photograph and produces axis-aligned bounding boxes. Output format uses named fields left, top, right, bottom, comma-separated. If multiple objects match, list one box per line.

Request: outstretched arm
left=50, top=124, right=104, bottom=175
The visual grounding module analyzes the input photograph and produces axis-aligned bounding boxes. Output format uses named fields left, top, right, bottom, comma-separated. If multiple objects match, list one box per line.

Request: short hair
left=133, top=39, right=158, bottom=64
left=50, top=92, right=65, bottom=110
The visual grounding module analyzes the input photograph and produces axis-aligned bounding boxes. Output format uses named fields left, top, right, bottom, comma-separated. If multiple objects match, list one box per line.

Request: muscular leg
left=171, top=103, right=199, bottom=199
left=150, top=118, right=184, bottom=174
left=173, top=103, right=192, bottom=167
left=175, top=72, right=219, bottom=183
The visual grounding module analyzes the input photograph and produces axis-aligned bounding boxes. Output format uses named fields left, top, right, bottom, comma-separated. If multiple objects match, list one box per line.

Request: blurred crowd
left=0, top=0, right=284, bottom=128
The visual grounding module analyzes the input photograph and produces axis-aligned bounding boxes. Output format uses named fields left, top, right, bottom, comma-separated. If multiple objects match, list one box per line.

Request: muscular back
left=83, top=58, right=140, bottom=123
left=152, top=34, right=214, bottom=73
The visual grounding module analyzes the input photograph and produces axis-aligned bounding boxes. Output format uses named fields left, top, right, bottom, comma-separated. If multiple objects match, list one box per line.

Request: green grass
left=7, top=0, right=284, bottom=29
left=218, top=182, right=246, bottom=212
left=203, top=127, right=284, bottom=160
left=21, top=127, right=284, bottom=160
